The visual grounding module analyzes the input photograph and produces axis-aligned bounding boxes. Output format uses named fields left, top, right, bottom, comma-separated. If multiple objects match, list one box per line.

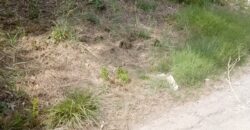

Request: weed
left=28, top=0, right=40, bottom=19
left=137, top=30, right=151, bottom=39
left=116, top=67, right=130, bottom=84
left=136, top=0, right=157, bottom=12
left=139, top=74, right=150, bottom=80
left=48, top=90, right=99, bottom=128
left=171, top=50, right=215, bottom=86
left=56, top=0, right=76, bottom=17
left=51, top=19, right=75, bottom=42
left=100, top=67, right=109, bottom=81
left=31, top=98, right=39, bottom=119
left=5, top=29, right=24, bottom=46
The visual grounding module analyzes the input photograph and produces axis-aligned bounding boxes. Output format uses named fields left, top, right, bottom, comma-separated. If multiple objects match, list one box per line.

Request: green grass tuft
left=51, top=19, right=75, bottom=42
left=116, top=67, right=130, bottom=84
left=100, top=67, right=109, bottom=81
left=137, top=30, right=151, bottom=39
left=171, top=50, right=215, bottom=86
left=48, top=91, right=99, bottom=128
left=136, top=0, right=157, bottom=12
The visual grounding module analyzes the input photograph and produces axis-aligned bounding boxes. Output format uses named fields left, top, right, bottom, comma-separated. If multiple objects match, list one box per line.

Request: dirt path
left=133, top=63, right=250, bottom=130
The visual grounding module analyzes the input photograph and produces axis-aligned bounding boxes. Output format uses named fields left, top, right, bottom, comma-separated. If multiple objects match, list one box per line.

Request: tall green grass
left=171, top=5, right=250, bottom=87
left=48, top=91, right=99, bottom=128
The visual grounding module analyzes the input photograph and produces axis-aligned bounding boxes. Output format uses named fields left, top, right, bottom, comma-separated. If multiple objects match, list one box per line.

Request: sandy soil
left=133, top=61, right=250, bottom=130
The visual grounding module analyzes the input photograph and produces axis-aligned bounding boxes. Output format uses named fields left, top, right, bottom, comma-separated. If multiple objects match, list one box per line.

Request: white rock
left=156, top=73, right=179, bottom=91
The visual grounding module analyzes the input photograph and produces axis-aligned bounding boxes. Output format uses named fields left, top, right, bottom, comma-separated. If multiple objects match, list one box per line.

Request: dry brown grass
left=1, top=0, right=183, bottom=129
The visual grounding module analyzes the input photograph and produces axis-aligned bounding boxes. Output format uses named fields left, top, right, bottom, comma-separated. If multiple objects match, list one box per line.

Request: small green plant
left=137, top=30, right=151, bottom=39
left=100, top=67, right=109, bottom=81
left=155, top=58, right=171, bottom=73
left=31, top=98, right=39, bottom=119
left=139, top=74, right=150, bottom=80
left=51, top=19, right=74, bottom=42
left=5, top=29, right=24, bottom=46
left=48, top=90, right=99, bottom=128
left=116, top=67, right=130, bottom=84
left=28, top=0, right=39, bottom=19
left=6, top=33, right=19, bottom=45
left=136, top=0, right=157, bottom=12
left=55, top=0, right=76, bottom=17
left=171, top=50, right=214, bottom=87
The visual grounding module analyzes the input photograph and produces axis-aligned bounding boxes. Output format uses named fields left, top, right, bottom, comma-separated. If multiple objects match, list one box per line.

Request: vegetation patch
left=170, top=5, right=250, bottom=86
left=51, top=19, right=75, bottom=42
left=136, top=0, right=157, bottom=12
left=100, top=67, right=109, bottom=81
left=48, top=91, right=99, bottom=128
left=171, top=50, right=215, bottom=86
left=116, top=67, right=130, bottom=84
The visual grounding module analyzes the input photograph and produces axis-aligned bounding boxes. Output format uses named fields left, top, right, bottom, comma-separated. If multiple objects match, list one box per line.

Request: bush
left=48, top=91, right=99, bottom=128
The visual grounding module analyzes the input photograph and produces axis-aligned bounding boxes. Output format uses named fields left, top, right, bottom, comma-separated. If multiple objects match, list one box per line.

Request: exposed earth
left=133, top=61, right=250, bottom=130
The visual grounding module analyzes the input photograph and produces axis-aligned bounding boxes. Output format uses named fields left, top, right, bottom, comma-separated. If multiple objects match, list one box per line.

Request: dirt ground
left=132, top=61, right=250, bottom=130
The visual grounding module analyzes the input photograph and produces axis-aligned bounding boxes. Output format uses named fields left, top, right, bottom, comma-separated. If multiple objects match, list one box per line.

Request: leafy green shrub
left=51, top=20, right=74, bottom=42
left=48, top=91, right=99, bottom=128
left=171, top=50, right=215, bottom=86
left=116, top=67, right=130, bottom=84
left=100, top=67, right=109, bottom=81
left=136, top=0, right=157, bottom=12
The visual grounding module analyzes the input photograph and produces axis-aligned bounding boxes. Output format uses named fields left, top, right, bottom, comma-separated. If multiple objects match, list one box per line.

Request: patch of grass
left=171, top=50, right=215, bottom=86
left=55, top=0, right=76, bottom=17
left=136, top=30, right=151, bottom=39
left=170, top=5, right=250, bottom=86
left=48, top=91, right=99, bottom=128
left=28, top=0, right=40, bottom=19
left=116, top=67, right=130, bottom=84
left=136, top=0, right=157, bottom=12
left=51, top=19, right=75, bottom=42
left=5, top=28, right=24, bottom=46
left=100, top=67, right=109, bottom=81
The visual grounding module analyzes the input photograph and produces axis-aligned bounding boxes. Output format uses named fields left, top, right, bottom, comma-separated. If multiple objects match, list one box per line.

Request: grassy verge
left=170, top=5, right=250, bottom=87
